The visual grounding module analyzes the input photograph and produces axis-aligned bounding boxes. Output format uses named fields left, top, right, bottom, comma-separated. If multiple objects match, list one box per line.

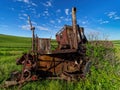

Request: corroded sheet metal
left=37, top=38, right=51, bottom=51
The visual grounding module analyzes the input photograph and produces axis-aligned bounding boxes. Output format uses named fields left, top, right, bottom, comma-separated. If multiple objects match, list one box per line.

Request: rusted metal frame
left=37, top=50, right=52, bottom=54
left=52, top=49, right=77, bottom=54
left=37, top=38, right=51, bottom=52
left=2, top=76, right=63, bottom=88
left=36, top=49, right=77, bottom=54
left=77, top=25, right=82, bottom=43
left=80, top=28, right=88, bottom=43
left=32, top=30, right=35, bottom=52
left=39, top=59, right=65, bottom=62
left=56, top=26, right=66, bottom=36
left=18, top=54, right=29, bottom=88
left=53, top=58, right=56, bottom=75
left=34, top=37, right=39, bottom=74
left=66, top=26, right=72, bottom=49
left=33, top=52, right=38, bottom=75
left=46, top=61, right=64, bottom=72
left=49, top=58, right=54, bottom=69
left=35, top=35, right=39, bottom=51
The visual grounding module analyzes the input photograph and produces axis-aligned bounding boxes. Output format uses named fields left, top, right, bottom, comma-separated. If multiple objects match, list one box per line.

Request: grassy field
left=0, top=34, right=120, bottom=90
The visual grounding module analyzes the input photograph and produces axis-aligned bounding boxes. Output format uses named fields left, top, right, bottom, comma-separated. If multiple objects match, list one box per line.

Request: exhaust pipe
left=72, top=7, right=78, bottom=49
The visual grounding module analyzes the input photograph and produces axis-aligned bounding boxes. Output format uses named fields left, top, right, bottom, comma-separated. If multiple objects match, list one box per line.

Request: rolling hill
left=0, top=34, right=31, bottom=48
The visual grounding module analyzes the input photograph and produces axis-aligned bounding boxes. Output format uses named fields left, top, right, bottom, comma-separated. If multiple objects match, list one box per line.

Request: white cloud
left=114, top=16, right=120, bottom=20
left=98, top=19, right=109, bottom=24
left=16, top=0, right=29, bottom=4
left=43, top=10, right=49, bottom=16
left=19, top=16, right=26, bottom=20
left=16, top=0, right=37, bottom=7
left=31, top=21, right=37, bottom=25
left=23, top=13, right=28, bottom=17
left=21, top=25, right=30, bottom=30
left=57, top=19, right=61, bottom=23
left=65, top=9, right=69, bottom=15
left=18, top=13, right=28, bottom=20
left=56, top=9, right=61, bottom=13
left=58, top=16, right=71, bottom=22
left=21, top=24, right=50, bottom=32
left=29, top=8, right=36, bottom=14
left=82, top=22, right=86, bottom=24
left=26, top=20, right=37, bottom=26
left=23, top=0, right=29, bottom=3
left=50, top=20, right=55, bottom=24
left=43, top=1, right=52, bottom=7
left=100, top=21, right=109, bottom=24
left=60, top=16, right=64, bottom=19
left=108, top=12, right=116, bottom=18
left=81, top=20, right=88, bottom=25
left=107, top=11, right=120, bottom=20
left=44, top=11, right=49, bottom=14
left=36, top=26, right=49, bottom=31
left=64, top=18, right=71, bottom=22
left=31, top=2, right=37, bottom=6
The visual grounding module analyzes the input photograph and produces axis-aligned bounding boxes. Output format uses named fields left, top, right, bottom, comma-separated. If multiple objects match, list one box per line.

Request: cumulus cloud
left=31, top=21, right=37, bottom=25
left=21, top=20, right=51, bottom=32
left=42, top=1, right=52, bottom=7
left=114, top=16, right=120, bottom=20
left=64, top=18, right=71, bottom=22
left=43, top=10, right=49, bottom=16
left=98, top=19, right=109, bottom=24
left=23, top=0, right=29, bottom=3
left=57, top=16, right=71, bottom=23
left=81, top=20, right=89, bottom=25
left=65, top=9, right=69, bottom=15
left=18, top=13, right=27, bottom=20
left=21, top=24, right=51, bottom=32
left=19, top=16, right=26, bottom=20
left=107, top=12, right=116, bottom=18
left=36, top=26, right=49, bottom=31
left=107, top=11, right=120, bottom=20
left=31, top=2, right=37, bottom=6
left=15, top=0, right=37, bottom=6
left=21, top=25, right=30, bottom=30
left=16, top=0, right=30, bottom=4
left=100, top=21, right=109, bottom=24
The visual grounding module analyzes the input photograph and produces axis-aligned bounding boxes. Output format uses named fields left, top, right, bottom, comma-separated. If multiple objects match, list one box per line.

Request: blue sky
left=0, top=0, right=120, bottom=40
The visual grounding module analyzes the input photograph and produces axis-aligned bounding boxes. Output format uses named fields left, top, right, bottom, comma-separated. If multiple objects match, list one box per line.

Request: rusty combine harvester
left=3, top=7, right=91, bottom=87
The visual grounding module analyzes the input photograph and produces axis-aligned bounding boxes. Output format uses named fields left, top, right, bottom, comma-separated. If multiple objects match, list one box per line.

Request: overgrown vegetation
left=0, top=34, right=120, bottom=90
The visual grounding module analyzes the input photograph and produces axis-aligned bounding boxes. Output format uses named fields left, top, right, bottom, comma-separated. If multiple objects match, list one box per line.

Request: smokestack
left=72, top=7, right=78, bottom=49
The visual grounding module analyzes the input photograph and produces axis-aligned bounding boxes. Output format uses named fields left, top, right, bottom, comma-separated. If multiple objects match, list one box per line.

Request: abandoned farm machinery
left=3, top=7, right=96, bottom=87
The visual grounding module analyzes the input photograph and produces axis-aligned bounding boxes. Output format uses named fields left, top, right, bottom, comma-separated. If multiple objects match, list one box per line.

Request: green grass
left=0, top=34, right=120, bottom=90
left=112, top=40, right=120, bottom=47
